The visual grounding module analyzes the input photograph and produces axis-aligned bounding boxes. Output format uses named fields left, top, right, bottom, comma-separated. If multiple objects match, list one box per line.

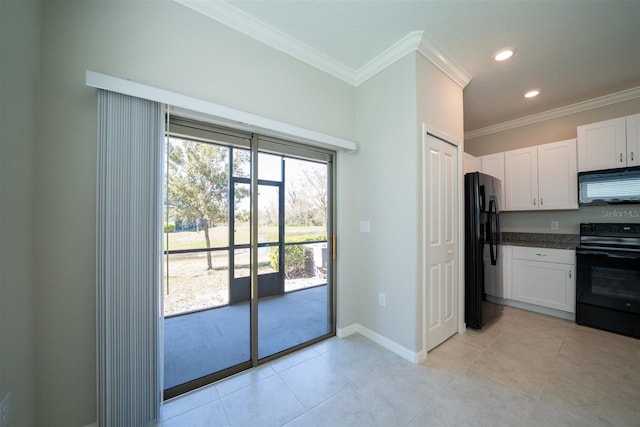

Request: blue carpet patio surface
left=164, top=285, right=330, bottom=389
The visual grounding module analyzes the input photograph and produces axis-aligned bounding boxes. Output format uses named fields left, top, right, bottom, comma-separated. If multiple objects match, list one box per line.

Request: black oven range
left=576, top=223, right=640, bottom=338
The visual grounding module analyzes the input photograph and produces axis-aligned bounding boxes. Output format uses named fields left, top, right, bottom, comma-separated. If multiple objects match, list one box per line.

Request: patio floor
left=164, top=285, right=331, bottom=390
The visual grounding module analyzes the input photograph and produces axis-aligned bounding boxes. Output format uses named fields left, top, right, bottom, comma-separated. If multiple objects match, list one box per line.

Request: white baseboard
left=336, top=323, right=359, bottom=338
left=337, top=323, right=423, bottom=364
left=491, top=297, right=575, bottom=321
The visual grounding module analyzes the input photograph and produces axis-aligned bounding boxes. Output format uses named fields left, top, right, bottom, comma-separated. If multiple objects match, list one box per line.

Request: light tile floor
left=156, top=307, right=640, bottom=426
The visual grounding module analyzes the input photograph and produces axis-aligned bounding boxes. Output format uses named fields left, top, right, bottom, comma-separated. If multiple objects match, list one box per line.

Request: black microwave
left=578, top=166, right=640, bottom=206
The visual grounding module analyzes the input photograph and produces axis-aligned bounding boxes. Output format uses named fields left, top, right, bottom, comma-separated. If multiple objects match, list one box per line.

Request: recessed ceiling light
left=524, top=89, right=540, bottom=98
left=494, top=48, right=515, bottom=62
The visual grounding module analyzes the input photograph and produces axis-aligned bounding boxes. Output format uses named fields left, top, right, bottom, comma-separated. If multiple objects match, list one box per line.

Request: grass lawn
left=164, top=223, right=326, bottom=251
left=163, top=224, right=328, bottom=316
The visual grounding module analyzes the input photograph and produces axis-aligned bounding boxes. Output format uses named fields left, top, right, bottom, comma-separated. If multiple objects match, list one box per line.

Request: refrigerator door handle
left=489, top=199, right=498, bottom=265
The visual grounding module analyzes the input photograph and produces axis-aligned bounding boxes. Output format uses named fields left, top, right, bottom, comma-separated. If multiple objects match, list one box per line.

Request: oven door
left=576, top=248, right=640, bottom=337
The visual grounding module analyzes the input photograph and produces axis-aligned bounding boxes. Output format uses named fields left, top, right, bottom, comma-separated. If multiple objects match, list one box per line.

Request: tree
left=286, top=162, right=327, bottom=226
left=167, top=139, right=247, bottom=270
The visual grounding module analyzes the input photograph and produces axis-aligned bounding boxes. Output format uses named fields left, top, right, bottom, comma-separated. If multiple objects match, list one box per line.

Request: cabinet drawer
left=512, top=246, right=575, bottom=264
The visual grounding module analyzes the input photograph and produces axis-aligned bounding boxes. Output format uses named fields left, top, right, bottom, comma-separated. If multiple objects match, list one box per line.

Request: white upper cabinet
left=626, top=113, right=640, bottom=167
left=505, top=139, right=578, bottom=211
left=463, top=152, right=480, bottom=174
left=537, top=139, right=578, bottom=210
left=480, top=152, right=506, bottom=206
left=577, top=114, right=639, bottom=171
left=505, top=147, right=538, bottom=210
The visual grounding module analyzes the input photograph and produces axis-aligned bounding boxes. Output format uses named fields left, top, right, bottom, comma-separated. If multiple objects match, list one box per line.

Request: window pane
left=234, top=248, right=250, bottom=279
left=261, top=246, right=279, bottom=275
left=283, top=242, right=327, bottom=292
left=284, top=158, right=327, bottom=242
left=233, top=182, right=250, bottom=246
left=232, top=148, right=251, bottom=178
left=258, top=152, right=282, bottom=181
left=166, top=138, right=230, bottom=249
left=258, top=185, right=279, bottom=244
left=163, top=251, right=230, bottom=316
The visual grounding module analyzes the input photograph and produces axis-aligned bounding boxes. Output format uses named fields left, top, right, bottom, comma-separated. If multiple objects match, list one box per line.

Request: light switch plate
left=360, top=220, right=370, bottom=233
left=378, top=292, right=386, bottom=306
left=551, top=221, right=559, bottom=230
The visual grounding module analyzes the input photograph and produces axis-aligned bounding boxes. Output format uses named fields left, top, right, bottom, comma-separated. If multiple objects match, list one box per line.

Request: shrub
left=269, top=234, right=327, bottom=279
left=164, top=223, right=176, bottom=233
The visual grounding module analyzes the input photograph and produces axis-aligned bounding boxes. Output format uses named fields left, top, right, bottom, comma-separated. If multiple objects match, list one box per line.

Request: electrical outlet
left=551, top=221, right=559, bottom=230
left=378, top=292, right=386, bottom=307
left=1, top=393, right=11, bottom=427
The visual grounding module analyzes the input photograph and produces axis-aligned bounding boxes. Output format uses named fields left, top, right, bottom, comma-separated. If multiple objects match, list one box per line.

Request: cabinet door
left=577, top=117, right=626, bottom=171
left=626, top=113, right=640, bottom=167
left=512, top=259, right=575, bottom=312
left=504, top=147, right=538, bottom=210
left=480, top=152, right=505, bottom=206
left=538, top=139, right=578, bottom=210
left=463, top=152, right=480, bottom=173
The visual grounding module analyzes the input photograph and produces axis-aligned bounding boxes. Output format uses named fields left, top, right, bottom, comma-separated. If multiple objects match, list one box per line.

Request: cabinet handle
left=533, top=198, right=536, bottom=206
left=541, top=198, right=544, bottom=206
left=620, top=153, right=624, bottom=163
left=569, top=269, right=572, bottom=279
left=631, top=151, right=635, bottom=162
left=535, top=253, right=547, bottom=257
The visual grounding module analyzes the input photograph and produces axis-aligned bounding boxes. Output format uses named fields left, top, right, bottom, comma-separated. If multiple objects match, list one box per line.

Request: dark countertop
left=501, top=232, right=579, bottom=250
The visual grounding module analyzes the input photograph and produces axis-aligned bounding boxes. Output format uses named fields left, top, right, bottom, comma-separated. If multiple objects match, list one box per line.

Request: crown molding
left=417, top=36, right=472, bottom=89
left=174, top=0, right=471, bottom=89
left=465, top=86, right=640, bottom=140
left=175, top=0, right=357, bottom=85
left=354, top=31, right=424, bottom=85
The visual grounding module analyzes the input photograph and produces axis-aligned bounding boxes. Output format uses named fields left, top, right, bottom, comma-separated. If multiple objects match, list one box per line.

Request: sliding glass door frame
left=163, top=118, right=336, bottom=399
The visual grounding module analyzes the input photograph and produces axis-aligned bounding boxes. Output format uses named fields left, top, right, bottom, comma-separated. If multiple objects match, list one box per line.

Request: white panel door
left=537, top=139, right=578, bottom=210
left=425, top=134, right=458, bottom=351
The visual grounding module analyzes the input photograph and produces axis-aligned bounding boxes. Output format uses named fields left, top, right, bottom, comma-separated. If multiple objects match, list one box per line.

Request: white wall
left=500, top=206, right=640, bottom=234
left=347, top=52, right=464, bottom=354
left=353, top=54, right=419, bottom=351
left=36, top=1, right=355, bottom=425
left=0, top=1, right=39, bottom=426
left=416, top=55, right=465, bottom=144
left=415, top=55, right=464, bottom=350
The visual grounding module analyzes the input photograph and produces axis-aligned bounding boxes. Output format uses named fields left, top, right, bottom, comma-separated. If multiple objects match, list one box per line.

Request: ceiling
left=179, top=0, right=640, bottom=134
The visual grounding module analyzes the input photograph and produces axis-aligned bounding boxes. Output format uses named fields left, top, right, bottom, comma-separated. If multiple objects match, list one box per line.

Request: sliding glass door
left=163, top=118, right=334, bottom=399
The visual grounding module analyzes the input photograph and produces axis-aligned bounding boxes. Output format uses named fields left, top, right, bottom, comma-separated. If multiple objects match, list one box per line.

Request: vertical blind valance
left=97, top=90, right=163, bottom=426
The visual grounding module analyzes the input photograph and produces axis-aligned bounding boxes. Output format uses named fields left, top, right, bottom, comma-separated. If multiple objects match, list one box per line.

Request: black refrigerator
left=464, top=172, right=503, bottom=329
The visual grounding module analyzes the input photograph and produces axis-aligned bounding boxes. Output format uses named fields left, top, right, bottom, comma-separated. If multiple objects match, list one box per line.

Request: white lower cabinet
left=510, top=246, right=575, bottom=313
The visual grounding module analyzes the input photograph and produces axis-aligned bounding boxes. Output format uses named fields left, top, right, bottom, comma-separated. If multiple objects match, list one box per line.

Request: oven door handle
left=577, top=249, right=639, bottom=259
